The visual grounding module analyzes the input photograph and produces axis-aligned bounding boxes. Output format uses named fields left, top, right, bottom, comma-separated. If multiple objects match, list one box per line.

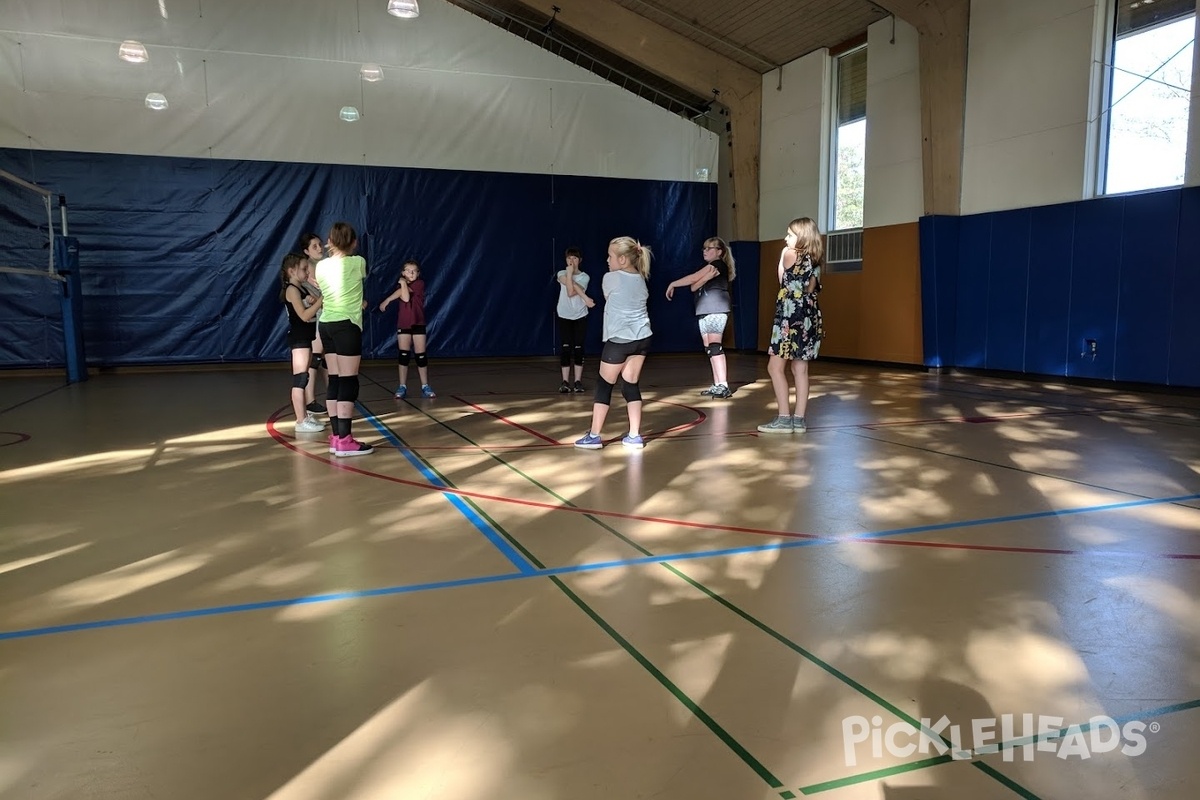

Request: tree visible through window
left=832, top=46, right=867, bottom=230
left=1100, top=0, right=1195, bottom=194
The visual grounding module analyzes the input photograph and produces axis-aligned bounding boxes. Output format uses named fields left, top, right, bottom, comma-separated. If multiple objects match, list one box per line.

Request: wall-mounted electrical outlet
left=1083, top=339, right=1097, bottom=359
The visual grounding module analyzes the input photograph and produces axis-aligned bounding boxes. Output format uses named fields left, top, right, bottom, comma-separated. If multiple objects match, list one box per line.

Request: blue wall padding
left=1115, top=190, right=1177, bottom=384
left=729, top=240, right=760, bottom=351
left=920, top=186, right=1200, bottom=387
left=1069, top=196, right=1124, bottom=380
left=1024, top=202, right=1076, bottom=377
left=918, top=215, right=960, bottom=370
left=1171, top=188, right=1200, bottom=386
left=983, top=208, right=1031, bottom=373
left=953, top=213, right=993, bottom=369
left=0, top=148, right=715, bottom=367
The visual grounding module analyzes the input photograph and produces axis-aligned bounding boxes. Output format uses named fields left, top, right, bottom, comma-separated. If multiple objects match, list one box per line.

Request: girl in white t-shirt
left=555, top=246, right=594, bottom=393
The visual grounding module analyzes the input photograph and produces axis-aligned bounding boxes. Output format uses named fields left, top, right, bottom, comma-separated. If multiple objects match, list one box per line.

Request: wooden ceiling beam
left=873, top=0, right=970, bottom=216
left=501, top=0, right=763, bottom=240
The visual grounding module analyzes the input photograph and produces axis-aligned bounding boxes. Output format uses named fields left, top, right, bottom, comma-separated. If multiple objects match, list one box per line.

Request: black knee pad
left=397, top=349, right=411, bottom=366
left=705, top=342, right=724, bottom=358
left=621, top=381, right=642, bottom=403
left=292, top=372, right=309, bottom=389
left=415, top=352, right=428, bottom=368
left=593, top=377, right=615, bottom=406
left=559, top=344, right=572, bottom=367
left=309, top=352, right=325, bottom=370
left=337, top=374, right=360, bottom=403
left=326, top=374, right=340, bottom=403
left=572, top=345, right=584, bottom=366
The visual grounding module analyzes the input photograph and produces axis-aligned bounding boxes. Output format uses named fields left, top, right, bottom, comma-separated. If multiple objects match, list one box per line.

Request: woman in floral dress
left=758, top=217, right=824, bottom=434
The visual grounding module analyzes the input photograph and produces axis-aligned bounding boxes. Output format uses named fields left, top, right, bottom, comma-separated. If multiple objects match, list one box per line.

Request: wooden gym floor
left=1, top=354, right=1197, bottom=800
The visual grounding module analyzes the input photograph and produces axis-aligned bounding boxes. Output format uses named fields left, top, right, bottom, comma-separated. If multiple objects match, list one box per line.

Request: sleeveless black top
left=285, top=282, right=317, bottom=340
left=694, top=259, right=732, bottom=316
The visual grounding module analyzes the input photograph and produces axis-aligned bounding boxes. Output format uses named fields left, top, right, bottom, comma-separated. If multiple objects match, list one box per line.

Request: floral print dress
left=769, top=251, right=824, bottom=360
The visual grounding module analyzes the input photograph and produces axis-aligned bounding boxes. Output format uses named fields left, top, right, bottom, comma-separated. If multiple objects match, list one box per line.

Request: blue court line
left=358, top=403, right=537, bottom=575
left=844, top=492, right=1200, bottom=542
left=0, top=572, right=531, bottom=641
left=4, top=487, right=1198, bottom=642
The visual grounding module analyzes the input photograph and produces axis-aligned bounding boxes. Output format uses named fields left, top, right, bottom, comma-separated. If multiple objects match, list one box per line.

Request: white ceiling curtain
left=0, top=0, right=717, bottom=182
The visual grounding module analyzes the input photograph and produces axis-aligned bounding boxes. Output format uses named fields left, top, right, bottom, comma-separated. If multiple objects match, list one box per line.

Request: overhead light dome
left=339, top=106, right=361, bottom=122
left=360, top=63, right=384, bottom=82
left=145, top=93, right=168, bottom=110
left=118, top=40, right=149, bottom=63
left=387, top=1, right=419, bottom=19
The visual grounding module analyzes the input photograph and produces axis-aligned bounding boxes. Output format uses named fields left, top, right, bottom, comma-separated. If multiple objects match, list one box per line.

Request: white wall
left=961, top=0, right=1098, bottom=214
left=863, top=16, right=924, bottom=227
left=0, top=0, right=716, bottom=182
left=1187, top=2, right=1200, bottom=186
left=759, top=16, right=923, bottom=238
left=758, top=51, right=828, bottom=240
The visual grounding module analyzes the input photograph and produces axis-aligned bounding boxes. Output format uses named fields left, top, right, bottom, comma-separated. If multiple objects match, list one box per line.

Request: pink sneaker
left=328, top=434, right=340, bottom=454
left=335, top=436, right=374, bottom=457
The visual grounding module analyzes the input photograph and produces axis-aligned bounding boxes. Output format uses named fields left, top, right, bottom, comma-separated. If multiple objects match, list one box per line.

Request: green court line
left=373, top=388, right=1040, bottom=798
left=553, top=576, right=783, bottom=789
left=974, top=698, right=1200, bottom=754
left=363, top=397, right=785, bottom=790
left=800, top=756, right=952, bottom=794
left=801, top=699, right=1200, bottom=794
left=655, top=561, right=1041, bottom=797
left=974, top=762, right=1041, bottom=799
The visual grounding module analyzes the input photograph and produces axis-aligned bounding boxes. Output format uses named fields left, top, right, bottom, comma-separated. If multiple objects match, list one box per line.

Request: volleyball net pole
left=0, top=168, right=86, bottom=383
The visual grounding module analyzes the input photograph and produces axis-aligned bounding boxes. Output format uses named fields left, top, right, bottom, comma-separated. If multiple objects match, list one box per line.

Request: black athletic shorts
left=318, top=319, right=363, bottom=357
left=600, top=336, right=652, bottom=364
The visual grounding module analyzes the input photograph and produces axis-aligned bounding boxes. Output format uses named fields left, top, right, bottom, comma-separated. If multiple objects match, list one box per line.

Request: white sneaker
left=295, top=415, right=325, bottom=433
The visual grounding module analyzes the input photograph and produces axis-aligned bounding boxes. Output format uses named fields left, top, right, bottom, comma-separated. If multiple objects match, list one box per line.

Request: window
left=1095, top=0, right=1195, bottom=194
left=831, top=45, right=867, bottom=231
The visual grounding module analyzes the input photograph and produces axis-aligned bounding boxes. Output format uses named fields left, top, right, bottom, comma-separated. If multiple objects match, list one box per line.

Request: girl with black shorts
left=314, top=222, right=373, bottom=457
left=280, top=253, right=325, bottom=433
left=574, top=237, right=653, bottom=450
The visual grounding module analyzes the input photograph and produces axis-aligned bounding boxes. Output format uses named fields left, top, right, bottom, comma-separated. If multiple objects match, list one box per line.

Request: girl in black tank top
left=279, top=253, right=325, bottom=434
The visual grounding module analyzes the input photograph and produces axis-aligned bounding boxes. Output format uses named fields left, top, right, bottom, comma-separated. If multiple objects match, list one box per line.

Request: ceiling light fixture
left=145, top=93, right=168, bottom=110
left=387, top=0, right=419, bottom=19
left=339, top=106, right=361, bottom=122
left=119, top=40, right=149, bottom=63
left=360, top=63, right=384, bottom=82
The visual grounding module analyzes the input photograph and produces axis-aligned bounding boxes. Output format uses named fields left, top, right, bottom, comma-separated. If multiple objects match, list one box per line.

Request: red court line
left=266, top=407, right=1200, bottom=561
left=437, top=396, right=708, bottom=448
left=0, top=431, right=31, bottom=448
left=451, top=395, right=561, bottom=444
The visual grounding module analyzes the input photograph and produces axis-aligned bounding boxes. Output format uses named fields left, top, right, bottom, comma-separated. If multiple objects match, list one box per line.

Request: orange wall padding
left=757, top=222, right=923, bottom=364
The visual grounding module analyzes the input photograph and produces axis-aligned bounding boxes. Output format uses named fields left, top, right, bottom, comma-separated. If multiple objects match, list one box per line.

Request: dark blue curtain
left=0, top=148, right=716, bottom=367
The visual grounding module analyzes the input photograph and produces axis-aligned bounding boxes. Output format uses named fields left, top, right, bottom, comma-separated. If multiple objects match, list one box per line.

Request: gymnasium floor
left=1, top=354, right=1197, bottom=800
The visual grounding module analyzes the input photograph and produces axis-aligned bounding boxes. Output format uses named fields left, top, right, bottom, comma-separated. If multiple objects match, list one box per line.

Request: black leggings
left=557, top=316, right=587, bottom=366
